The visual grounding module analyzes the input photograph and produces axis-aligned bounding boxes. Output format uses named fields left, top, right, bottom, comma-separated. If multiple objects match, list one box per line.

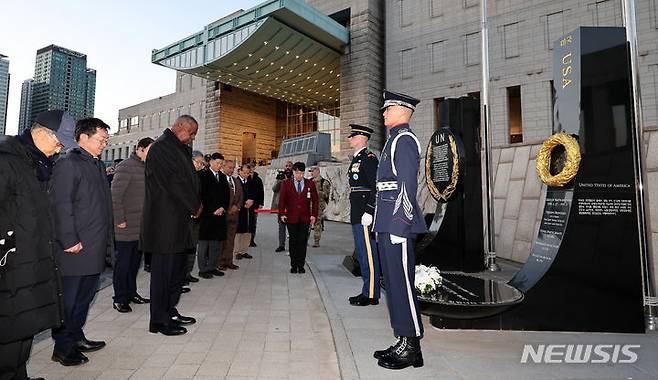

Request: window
left=465, top=32, right=481, bottom=66
left=430, top=41, right=446, bottom=73
left=400, top=0, right=413, bottom=27
left=591, top=0, right=622, bottom=26
left=430, top=0, right=443, bottom=18
left=503, top=22, right=520, bottom=58
left=546, top=11, right=564, bottom=50
left=130, top=116, right=139, bottom=126
left=463, top=0, right=479, bottom=8
left=400, top=48, right=414, bottom=80
left=507, top=86, right=523, bottom=143
left=119, top=118, right=128, bottom=129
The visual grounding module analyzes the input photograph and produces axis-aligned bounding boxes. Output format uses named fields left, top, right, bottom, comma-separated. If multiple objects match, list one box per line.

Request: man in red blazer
left=278, top=162, right=319, bottom=273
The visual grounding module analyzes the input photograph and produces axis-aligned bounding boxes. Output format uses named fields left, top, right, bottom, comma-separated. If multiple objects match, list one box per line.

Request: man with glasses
left=50, top=118, right=113, bottom=366
left=0, top=110, right=74, bottom=379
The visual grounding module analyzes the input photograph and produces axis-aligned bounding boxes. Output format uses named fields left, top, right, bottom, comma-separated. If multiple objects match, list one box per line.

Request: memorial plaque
left=425, top=128, right=462, bottom=202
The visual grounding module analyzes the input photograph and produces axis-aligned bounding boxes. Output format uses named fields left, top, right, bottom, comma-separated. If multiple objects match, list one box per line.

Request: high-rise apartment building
left=29, top=45, right=96, bottom=126
left=0, top=54, right=9, bottom=135
left=18, top=79, right=33, bottom=133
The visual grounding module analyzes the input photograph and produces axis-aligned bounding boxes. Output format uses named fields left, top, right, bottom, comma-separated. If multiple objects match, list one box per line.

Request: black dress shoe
left=241, top=253, right=253, bottom=259
left=186, top=274, right=199, bottom=283
left=211, top=269, right=225, bottom=276
left=199, top=271, right=213, bottom=279
left=181, top=287, right=191, bottom=293
left=352, top=297, right=379, bottom=306
left=130, top=294, right=150, bottom=304
left=275, top=246, right=285, bottom=252
left=298, top=266, right=306, bottom=273
left=113, top=302, right=132, bottom=313
left=227, top=263, right=240, bottom=270
left=75, top=338, right=106, bottom=353
left=377, top=337, right=423, bottom=370
left=149, top=323, right=187, bottom=336
left=250, top=241, right=257, bottom=247
left=171, top=314, right=196, bottom=325
left=52, top=349, right=88, bottom=366
left=28, top=377, right=45, bottom=380
left=349, top=294, right=365, bottom=303
left=290, top=267, right=298, bottom=274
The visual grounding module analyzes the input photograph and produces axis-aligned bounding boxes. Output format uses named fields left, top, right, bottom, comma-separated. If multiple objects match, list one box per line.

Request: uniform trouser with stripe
left=378, top=233, right=424, bottom=338
left=351, top=224, right=380, bottom=299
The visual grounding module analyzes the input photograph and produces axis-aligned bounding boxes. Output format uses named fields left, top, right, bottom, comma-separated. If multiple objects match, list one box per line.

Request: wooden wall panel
left=218, top=87, right=278, bottom=164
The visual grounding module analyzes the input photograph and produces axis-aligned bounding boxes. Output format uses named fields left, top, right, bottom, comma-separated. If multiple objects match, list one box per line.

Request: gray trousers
left=197, top=240, right=223, bottom=274
left=278, top=218, right=287, bottom=248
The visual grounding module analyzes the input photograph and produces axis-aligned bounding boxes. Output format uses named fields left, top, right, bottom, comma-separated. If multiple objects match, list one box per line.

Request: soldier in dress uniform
left=346, top=124, right=381, bottom=307
left=372, top=90, right=427, bottom=370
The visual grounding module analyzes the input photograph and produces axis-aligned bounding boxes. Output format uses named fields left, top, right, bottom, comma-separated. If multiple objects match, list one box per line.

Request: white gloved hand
left=361, top=213, right=373, bottom=226
left=390, top=234, right=406, bottom=245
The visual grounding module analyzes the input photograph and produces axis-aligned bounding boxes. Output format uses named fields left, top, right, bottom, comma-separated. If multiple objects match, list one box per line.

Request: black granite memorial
left=430, top=27, right=645, bottom=333
left=416, top=97, right=486, bottom=272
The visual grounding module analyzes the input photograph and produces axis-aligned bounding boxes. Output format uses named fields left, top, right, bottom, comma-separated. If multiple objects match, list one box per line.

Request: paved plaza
left=26, top=215, right=658, bottom=379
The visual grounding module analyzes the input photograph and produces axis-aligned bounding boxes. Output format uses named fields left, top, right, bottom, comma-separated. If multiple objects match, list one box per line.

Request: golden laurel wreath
left=425, top=133, right=460, bottom=202
left=535, top=133, right=581, bottom=187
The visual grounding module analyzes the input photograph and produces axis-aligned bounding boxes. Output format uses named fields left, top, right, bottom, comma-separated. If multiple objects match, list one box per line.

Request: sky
left=0, top=0, right=263, bottom=135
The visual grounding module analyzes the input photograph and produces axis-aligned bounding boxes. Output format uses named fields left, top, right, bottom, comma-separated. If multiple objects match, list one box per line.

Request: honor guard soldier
left=347, top=124, right=381, bottom=306
left=372, top=90, right=427, bottom=370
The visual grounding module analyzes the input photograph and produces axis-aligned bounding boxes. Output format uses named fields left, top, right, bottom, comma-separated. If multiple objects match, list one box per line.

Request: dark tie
left=296, top=181, right=302, bottom=193
left=215, top=172, right=220, bottom=182
left=228, top=177, right=234, bottom=193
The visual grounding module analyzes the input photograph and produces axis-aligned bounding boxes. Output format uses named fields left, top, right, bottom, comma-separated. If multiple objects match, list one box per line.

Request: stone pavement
left=26, top=214, right=658, bottom=379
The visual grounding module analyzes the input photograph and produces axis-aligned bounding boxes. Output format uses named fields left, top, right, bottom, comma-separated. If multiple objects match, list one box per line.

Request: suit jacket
left=278, top=178, right=318, bottom=225
left=225, top=174, right=243, bottom=225
left=198, top=169, right=229, bottom=241
left=237, top=176, right=255, bottom=233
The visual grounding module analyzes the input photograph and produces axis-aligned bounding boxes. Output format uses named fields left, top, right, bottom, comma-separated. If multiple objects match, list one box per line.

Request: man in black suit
left=141, top=115, right=201, bottom=336
left=248, top=164, right=264, bottom=247
left=197, top=153, right=230, bottom=279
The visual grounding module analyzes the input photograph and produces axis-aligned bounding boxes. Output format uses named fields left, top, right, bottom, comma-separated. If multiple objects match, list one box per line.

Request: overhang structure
left=151, top=0, right=349, bottom=107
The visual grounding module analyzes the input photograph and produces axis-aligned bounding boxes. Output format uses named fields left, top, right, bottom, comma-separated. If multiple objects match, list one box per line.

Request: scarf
left=16, top=129, right=56, bottom=182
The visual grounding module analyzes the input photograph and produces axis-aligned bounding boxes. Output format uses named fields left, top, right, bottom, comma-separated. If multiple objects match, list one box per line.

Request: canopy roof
left=152, top=0, right=349, bottom=106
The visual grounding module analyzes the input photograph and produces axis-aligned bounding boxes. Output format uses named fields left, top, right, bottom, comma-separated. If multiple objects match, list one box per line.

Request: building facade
left=151, top=0, right=658, bottom=280
left=28, top=45, right=96, bottom=128
left=0, top=54, right=9, bottom=135
left=106, top=72, right=207, bottom=162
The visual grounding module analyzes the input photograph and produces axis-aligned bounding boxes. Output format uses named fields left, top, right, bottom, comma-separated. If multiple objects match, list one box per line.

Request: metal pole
left=622, top=0, right=657, bottom=331
left=481, top=0, right=499, bottom=271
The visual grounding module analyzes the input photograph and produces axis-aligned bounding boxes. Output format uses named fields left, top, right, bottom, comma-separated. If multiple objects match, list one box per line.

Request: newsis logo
left=520, top=344, right=640, bottom=364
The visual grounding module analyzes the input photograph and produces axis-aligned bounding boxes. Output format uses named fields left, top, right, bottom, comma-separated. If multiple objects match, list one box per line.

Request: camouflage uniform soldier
left=310, top=167, right=331, bottom=247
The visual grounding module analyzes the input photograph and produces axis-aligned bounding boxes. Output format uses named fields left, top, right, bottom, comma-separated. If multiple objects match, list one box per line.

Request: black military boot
left=377, top=336, right=423, bottom=370
left=373, top=337, right=401, bottom=360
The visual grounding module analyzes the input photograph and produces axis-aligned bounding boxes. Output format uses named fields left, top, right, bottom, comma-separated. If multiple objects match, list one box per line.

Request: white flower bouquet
left=415, top=264, right=442, bottom=297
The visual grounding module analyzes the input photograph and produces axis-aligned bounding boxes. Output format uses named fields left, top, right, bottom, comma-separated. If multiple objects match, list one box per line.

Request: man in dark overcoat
left=50, top=117, right=113, bottom=366
left=141, top=115, right=201, bottom=336
left=0, top=110, right=73, bottom=378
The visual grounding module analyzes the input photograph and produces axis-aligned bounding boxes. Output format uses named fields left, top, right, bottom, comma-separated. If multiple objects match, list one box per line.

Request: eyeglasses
left=89, top=135, right=109, bottom=145
left=44, top=129, right=65, bottom=149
